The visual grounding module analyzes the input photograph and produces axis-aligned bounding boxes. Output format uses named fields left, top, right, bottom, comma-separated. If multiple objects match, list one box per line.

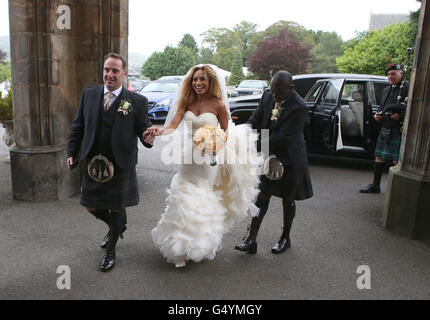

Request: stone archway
left=8, top=0, right=128, bottom=200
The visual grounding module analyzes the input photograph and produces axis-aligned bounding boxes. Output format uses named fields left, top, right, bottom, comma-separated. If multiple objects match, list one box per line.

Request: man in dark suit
left=67, top=53, right=154, bottom=272
left=359, top=63, right=409, bottom=194
left=235, top=70, right=313, bottom=254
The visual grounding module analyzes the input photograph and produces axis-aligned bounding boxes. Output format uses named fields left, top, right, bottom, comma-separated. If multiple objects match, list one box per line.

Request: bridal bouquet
left=193, top=125, right=227, bottom=166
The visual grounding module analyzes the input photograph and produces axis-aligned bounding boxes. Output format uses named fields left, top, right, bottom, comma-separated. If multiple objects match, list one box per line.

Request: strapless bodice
left=183, top=111, right=218, bottom=130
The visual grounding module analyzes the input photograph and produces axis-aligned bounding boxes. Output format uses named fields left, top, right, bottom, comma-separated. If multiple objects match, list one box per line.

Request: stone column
left=383, top=0, right=430, bottom=240
left=8, top=0, right=128, bottom=201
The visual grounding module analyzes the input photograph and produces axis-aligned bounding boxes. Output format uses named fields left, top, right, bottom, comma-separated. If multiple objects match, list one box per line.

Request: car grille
left=237, top=91, right=254, bottom=96
left=154, top=111, right=168, bottom=118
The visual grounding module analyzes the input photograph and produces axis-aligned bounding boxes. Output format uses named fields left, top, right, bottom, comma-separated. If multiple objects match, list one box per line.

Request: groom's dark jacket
left=248, top=89, right=313, bottom=200
left=67, top=85, right=152, bottom=170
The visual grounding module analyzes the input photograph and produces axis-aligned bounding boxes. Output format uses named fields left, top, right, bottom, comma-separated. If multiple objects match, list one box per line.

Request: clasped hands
left=143, top=126, right=161, bottom=144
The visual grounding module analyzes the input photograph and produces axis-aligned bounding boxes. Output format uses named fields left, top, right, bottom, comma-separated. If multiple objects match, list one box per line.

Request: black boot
left=100, top=209, right=124, bottom=272
left=360, top=162, right=385, bottom=193
left=272, top=200, right=295, bottom=254
left=235, top=196, right=270, bottom=254
left=100, top=209, right=127, bottom=249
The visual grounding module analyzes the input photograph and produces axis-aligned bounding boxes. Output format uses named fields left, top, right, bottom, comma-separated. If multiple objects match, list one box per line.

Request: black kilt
left=80, top=160, right=139, bottom=211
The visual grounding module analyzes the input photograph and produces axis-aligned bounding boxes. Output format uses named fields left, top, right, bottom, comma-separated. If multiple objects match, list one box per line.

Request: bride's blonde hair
left=177, top=65, right=223, bottom=116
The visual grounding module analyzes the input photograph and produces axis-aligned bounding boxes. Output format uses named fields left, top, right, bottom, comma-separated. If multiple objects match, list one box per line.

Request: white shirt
left=104, top=86, right=123, bottom=107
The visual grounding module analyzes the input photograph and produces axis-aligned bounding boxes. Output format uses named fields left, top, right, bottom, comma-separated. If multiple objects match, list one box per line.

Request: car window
left=238, top=81, right=266, bottom=88
left=321, top=79, right=343, bottom=104
left=305, top=82, right=325, bottom=103
left=341, top=83, right=364, bottom=102
left=373, top=82, right=389, bottom=105
left=140, top=82, right=179, bottom=93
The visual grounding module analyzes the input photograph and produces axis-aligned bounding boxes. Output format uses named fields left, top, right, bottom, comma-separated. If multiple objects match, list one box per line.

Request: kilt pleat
left=374, top=134, right=402, bottom=162
left=80, top=163, right=139, bottom=211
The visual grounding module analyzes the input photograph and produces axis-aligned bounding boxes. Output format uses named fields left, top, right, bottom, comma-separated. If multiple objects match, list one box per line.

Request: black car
left=229, top=74, right=332, bottom=124
left=229, top=73, right=390, bottom=159
left=304, top=74, right=389, bottom=158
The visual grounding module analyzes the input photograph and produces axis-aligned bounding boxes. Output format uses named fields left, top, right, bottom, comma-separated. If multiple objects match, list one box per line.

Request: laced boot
left=235, top=196, right=269, bottom=254
left=272, top=200, right=295, bottom=254
left=100, top=209, right=127, bottom=249
left=100, top=209, right=124, bottom=272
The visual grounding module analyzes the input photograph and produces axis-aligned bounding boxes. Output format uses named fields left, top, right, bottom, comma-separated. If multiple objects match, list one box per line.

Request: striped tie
left=104, top=92, right=114, bottom=112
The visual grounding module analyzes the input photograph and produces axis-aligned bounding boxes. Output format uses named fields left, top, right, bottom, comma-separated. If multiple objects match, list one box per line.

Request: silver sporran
left=263, top=155, right=284, bottom=181
left=87, top=154, right=114, bottom=183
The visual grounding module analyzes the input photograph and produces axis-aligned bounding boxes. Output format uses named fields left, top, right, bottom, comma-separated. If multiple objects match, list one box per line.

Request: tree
left=229, top=52, right=244, bottom=85
left=0, top=61, right=11, bottom=82
left=336, top=21, right=416, bottom=75
left=0, top=49, right=7, bottom=65
left=248, top=28, right=312, bottom=80
left=142, top=46, right=196, bottom=80
left=310, top=31, right=344, bottom=73
left=246, top=21, right=315, bottom=68
left=233, top=21, right=258, bottom=65
left=198, top=47, right=215, bottom=65
left=179, top=33, right=198, bottom=54
left=264, top=21, right=315, bottom=47
left=201, top=27, right=243, bottom=71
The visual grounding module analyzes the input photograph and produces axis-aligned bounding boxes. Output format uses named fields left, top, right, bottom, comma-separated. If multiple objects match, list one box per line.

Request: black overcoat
left=248, top=90, right=313, bottom=201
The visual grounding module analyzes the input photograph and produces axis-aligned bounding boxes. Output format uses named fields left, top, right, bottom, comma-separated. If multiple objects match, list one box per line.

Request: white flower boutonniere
left=118, top=99, right=133, bottom=116
left=271, top=102, right=283, bottom=121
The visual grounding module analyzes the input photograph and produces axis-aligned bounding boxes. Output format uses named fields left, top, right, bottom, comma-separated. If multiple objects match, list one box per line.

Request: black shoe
left=359, top=184, right=381, bottom=194
left=234, top=239, right=257, bottom=254
left=271, top=237, right=291, bottom=254
left=100, top=225, right=127, bottom=249
left=99, top=250, right=116, bottom=272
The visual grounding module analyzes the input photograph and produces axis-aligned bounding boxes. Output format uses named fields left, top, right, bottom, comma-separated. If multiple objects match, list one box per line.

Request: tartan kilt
left=80, top=160, right=139, bottom=211
left=374, top=133, right=402, bottom=162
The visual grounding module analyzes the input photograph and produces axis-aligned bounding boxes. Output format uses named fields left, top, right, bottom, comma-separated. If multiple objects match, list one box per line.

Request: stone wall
left=8, top=0, right=128, bottom=201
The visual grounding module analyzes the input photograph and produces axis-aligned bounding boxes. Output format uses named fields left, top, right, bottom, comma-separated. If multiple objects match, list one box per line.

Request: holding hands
left=143, top=126, right=161, bottom=144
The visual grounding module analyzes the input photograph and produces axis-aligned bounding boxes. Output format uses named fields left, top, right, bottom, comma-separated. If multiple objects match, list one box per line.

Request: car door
left=311, top=78, right=345, bottom=153
left=367, top=80, right=389, bottom=152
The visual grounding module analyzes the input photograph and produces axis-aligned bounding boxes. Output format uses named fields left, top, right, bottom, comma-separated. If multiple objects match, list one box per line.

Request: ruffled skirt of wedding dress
left=151, top=123, right=261, bottom=265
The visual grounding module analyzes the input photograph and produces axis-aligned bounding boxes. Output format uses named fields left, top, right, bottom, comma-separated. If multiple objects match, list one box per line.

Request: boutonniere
left=271, top=102, right=283, bottom=121
left=118, top=99, right=133, bottom=116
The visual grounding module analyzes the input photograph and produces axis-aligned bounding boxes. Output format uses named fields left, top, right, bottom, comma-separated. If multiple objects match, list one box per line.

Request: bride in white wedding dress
left=144, top=64, right=260, bottom=267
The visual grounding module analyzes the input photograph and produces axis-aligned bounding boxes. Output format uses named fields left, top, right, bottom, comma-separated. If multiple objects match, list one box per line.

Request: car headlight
left=154, top=99, right=170, bottom=108
left=252, top=91, right=262, bottom=95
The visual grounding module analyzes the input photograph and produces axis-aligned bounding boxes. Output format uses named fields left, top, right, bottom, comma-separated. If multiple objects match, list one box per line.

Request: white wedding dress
left=151, top=111, right=261, bottom=266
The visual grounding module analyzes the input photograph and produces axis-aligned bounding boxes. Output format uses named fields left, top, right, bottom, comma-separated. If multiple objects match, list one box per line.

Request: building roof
left=369, top=13, right=409, bottom=31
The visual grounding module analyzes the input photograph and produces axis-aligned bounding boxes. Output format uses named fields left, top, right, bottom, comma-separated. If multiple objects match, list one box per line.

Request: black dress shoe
left=99, top=251, right=116, bottom=272
left=234, top=240, right=257, bottom=254
left=359, top=184, right=381, bottom=194
left=100, top=225, right=127, bottom=249
left=271, top=237, right=291, bottom=254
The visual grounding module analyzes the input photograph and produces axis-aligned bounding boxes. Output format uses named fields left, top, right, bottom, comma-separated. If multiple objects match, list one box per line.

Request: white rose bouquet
left=193, top=125, right=227, bottom=166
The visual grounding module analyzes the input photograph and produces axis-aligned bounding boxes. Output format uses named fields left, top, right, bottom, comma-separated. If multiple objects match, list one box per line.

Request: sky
left=0, top=0, right=422, bottom=56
